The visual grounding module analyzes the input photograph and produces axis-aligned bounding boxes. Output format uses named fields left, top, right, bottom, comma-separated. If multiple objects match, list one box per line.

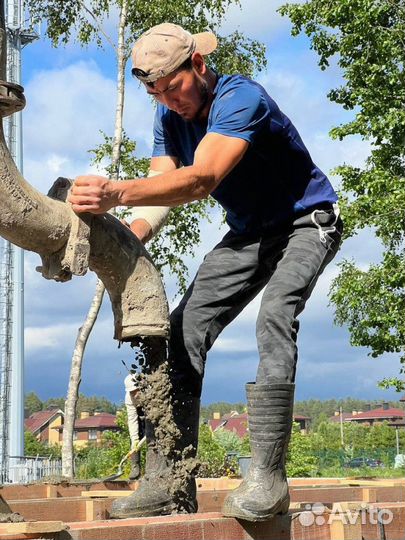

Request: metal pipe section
left=6, top=0, right=25, bottom=472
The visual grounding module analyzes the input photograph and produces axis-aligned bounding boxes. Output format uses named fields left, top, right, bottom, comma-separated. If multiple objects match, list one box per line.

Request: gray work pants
left=169, top=208, right=343, bottom=397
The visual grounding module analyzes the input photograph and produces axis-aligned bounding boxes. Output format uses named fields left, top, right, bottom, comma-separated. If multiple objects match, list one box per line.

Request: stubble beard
left=185, top=80, right=210, bottom=122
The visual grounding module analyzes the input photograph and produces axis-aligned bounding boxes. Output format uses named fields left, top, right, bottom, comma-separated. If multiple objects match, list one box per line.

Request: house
left=293, top=414, right=311, bottom=433
left=329, top=411, right=355, bottom=423
left=25, top=409, right=64, bottom=446
left=54, top=411, right=120, bottom=448
left=210, top=412, right=248, bottom=438
left=331, top=403, right=405, bottom=427
left=209, top=411, right=310, bottom=437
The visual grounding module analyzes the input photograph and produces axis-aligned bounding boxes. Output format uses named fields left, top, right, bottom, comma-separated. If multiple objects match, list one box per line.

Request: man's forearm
left=70, top=133, right=248, bottom=215
left=112, top=165, right=217, bottom=207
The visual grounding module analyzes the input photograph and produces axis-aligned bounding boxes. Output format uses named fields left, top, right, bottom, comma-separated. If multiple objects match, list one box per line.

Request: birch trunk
left=62, top=0, right=130, bottom=477
left=61, top=279, right=105, bottom=476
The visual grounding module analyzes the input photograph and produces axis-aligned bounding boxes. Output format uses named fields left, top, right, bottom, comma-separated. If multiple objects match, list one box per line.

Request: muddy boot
left=110, top=394, right=200, bottom=518
left=222, top=382, right=295, bottom=521
left=129, top=451, right=141, bottom=480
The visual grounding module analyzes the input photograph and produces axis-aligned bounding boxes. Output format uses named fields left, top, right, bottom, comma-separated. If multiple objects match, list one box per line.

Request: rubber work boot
left=222, top=382, right=295, bottom=521
left=128, top=450, right=141, bottom=480
left=110, top=395, right=200, bottom=518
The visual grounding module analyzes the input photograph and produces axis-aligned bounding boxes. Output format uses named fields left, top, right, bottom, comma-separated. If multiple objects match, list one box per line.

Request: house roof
left=74, top=413, right=118, bottom=430
left=25, top=409, right=64, bottom=434
left=210, top=414, right=248, bottom=438
left=294, top=414, right=310, bottom=421
left=345, top=408, right=405, bottom=421
left=329, top=412, right=353, bottom=423
left=54, top=412, right=119, bottom=431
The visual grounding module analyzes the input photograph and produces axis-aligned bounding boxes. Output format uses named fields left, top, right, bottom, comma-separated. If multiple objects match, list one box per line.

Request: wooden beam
left=362, top=488, right=377, bottom=502
left=330, top=517, right=362, bottom=540
left=0, top=521, right=64, bottom=535
left=81, top=490, right=132, bottom=498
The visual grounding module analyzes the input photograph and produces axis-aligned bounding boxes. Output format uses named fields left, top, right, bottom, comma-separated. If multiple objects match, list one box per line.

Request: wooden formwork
left=0, top=478, right=404, bottom=540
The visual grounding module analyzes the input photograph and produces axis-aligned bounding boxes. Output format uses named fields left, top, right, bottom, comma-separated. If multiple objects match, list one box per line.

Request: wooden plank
left=0, top=521, right=64, bottom=535
left=45, top=485, right=58, bottom=498
left=85, top=500, right=94, bottom=521
left=81, top=490, right=132, bottom=498
left=339, top=479, right=396, bottom=487
left=331, top=501, right=366, bottom=512
left=362, top=488, right=377, bottom=502
left=330, top=517, right=362, bottom=540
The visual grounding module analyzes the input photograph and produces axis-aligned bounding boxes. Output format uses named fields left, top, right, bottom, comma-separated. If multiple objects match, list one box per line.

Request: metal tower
left=0, top=0, right=38, bottom=483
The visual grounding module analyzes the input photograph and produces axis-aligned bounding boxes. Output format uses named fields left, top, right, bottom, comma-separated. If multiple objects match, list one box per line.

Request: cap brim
left=194, top=32, right=217, bottom=56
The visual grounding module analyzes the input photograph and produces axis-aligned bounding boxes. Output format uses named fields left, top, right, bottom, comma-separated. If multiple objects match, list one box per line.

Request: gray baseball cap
left=131, top=23, right=217, bottom=83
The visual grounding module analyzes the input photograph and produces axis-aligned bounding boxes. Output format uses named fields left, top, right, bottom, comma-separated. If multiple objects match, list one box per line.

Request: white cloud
left=219, top=0, right=300, bottom=39
left=24, top=61, right=116, bottom=155
left=25, top=323, right=77, bottom=352
left=297, top=353, right=401, bottom=399
left=22, top=60, right=155, bottom=194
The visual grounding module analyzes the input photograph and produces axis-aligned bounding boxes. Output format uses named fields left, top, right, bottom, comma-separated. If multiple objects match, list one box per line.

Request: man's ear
left=191, top=52, right=206, bottom=74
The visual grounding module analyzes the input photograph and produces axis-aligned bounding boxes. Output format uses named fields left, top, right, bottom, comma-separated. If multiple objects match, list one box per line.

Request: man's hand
left=69, top=175, right=119, bottom=214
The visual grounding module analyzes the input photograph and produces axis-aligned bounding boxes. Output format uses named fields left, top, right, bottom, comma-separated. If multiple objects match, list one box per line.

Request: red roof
left=210, top=419, right=225, bottom=431
left=346, top=408, right=405, bottom=421
left=73, top=413, right=118, bottom=430
left=225, top=417, right=248, bottom=438
left=209, top=414, right=248, bottom=438
left=222, top=412, right=240, bottom=420
left=25, top=409, right=64, bottom=434
left=329, top=412, right=353, bottom=423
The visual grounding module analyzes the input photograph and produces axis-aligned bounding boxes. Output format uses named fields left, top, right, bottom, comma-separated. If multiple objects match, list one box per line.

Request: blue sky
left=19, top=0, right=402, bottom=406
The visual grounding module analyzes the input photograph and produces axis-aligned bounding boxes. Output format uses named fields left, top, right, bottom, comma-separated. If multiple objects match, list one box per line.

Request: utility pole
left=0, top=0, right=38, bottom=483
left=395, top=427, right=399, bottom=455
left=339, top=406, right=344, bottom=447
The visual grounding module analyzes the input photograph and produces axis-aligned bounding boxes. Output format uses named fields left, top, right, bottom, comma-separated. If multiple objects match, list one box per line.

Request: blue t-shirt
left=152, top=74, right=337, bottom=235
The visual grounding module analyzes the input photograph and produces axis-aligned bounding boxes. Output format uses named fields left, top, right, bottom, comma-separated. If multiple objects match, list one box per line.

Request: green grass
left=317, top=465, right=405, bottom=478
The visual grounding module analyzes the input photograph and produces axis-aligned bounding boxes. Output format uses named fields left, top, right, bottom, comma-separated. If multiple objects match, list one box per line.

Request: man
left=124, top=373, right=144, bottom=480
left=69, top=23, right=342, bottom=521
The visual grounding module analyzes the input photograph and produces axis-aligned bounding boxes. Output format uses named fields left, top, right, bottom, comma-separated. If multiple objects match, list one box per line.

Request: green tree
left=197, top=423, right=227, bottom=477
left=286, top=423, right=318, bottom=477
left=77, top=394, right=117, bottom=415
left=24, top=392, right=43, bottom=417
left=213, top=427, right=244, bottom=453
left=24, top=431, right=61, bottom=459
left=42, top=397, right=66, bottom=411
left=279, top=0, right=405, bottom=390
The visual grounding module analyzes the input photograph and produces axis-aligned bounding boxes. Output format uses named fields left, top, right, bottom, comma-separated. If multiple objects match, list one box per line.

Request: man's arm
left=127, top=156, right=178, bottom=242
left=68, top=133, right=249, bottom=214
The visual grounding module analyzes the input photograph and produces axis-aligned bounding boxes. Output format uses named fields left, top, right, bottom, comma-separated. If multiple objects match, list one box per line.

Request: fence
left=314, top=448, right=398, bottom=469
left=4, top=455, right=62, bottom=484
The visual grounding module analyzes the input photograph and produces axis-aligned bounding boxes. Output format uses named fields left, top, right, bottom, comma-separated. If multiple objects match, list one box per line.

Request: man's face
left=145, top=67, right=209, bottom=121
